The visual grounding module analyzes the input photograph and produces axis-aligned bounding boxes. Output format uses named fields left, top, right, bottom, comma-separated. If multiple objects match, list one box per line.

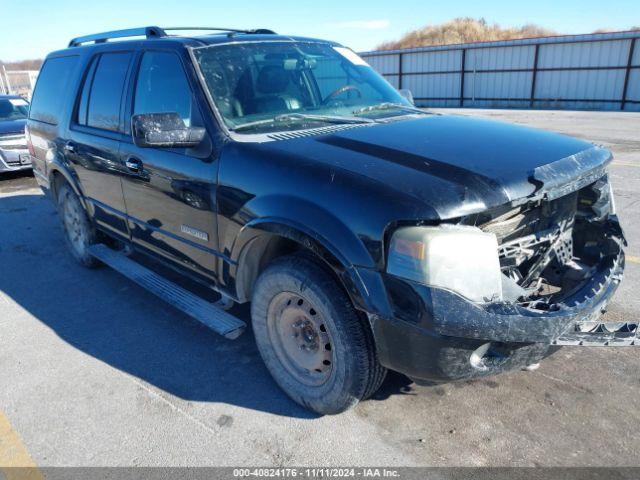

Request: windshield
left=192, top=42, right=413, bottom=133
left=0, top=98, right=29, bottom=122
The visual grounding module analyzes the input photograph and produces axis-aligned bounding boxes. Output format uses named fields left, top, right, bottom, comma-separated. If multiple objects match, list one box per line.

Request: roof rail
left=68, top=26, right=276, bottom=47
left=68, top=26, right=166, bottom=47
left=163, top=27, right=277, bottom=36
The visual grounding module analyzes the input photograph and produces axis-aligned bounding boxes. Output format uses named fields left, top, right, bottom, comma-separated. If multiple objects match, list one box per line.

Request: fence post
left=1, top=65, right=10, bottom=95
left=621, top=38, right=637, bottom=111
left=459, top=49, right=466, bottom=107
left=530, top=44, right=540, bottom=108
left=398, top=53, right=404, bottom=90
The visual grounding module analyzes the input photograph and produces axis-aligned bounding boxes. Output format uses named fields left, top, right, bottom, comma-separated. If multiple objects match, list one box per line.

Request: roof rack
left=68, top=26, right=276, bottom=47
left=164, top=27, right=277, bottom=36
left=68, top=26, right=166, bottom=47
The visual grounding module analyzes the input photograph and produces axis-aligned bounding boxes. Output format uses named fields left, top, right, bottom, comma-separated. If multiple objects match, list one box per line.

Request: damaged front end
left=371, top=147, right=632, bottom=383
left=470, top=161, right=629, bottom=346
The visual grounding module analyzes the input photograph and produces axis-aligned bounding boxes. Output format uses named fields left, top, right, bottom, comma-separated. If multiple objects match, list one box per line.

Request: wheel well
left=236, top=234, right=301, bottom=302
left=236, top=232, right=346, bottom=304
left=51, top=170, right=66, bottom=200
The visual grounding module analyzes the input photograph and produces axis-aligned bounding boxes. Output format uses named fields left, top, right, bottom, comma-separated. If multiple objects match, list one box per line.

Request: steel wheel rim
left=266, top=292, right=334, bottom=387
left=62, top=195, right=87, bottom=256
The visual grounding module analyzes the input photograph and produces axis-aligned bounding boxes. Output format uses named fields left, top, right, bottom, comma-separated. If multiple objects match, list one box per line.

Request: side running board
left=88, top=244, right=246, bottom=339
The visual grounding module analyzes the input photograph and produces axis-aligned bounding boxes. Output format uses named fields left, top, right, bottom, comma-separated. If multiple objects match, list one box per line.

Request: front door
left=119, top=49, right=219, bottom=280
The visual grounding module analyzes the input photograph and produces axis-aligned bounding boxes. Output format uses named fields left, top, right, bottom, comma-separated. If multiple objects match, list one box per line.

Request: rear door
left=66, top=50, right=133, bottom=238
left=28, top=55, right=81, bottom=190
left=119, top=48, right=219, bottom=279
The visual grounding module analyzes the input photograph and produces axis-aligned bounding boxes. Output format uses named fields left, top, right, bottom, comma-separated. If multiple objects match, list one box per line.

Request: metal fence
left=360, top=30, right=640, bottom=111
left=0, top=68, right=39, bottom=100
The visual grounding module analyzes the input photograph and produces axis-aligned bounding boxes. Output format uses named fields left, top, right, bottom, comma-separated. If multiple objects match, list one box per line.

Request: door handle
left=63, top=142, right=77, bottom=154
left=125, top=157, right=143, bottom=173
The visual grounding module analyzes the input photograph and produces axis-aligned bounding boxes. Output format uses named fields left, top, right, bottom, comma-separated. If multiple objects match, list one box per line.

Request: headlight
left=607, top=177, right=616, bottom=215
left=387, top=225, right=502, bottom=303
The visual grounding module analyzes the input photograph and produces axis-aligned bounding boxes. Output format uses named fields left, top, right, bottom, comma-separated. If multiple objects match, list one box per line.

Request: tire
left=251, top=254, right=387, bottom=414
left=57, top=183, right=100, bottom=268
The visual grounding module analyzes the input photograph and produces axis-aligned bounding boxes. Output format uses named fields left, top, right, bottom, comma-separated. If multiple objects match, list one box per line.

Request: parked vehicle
left=0, top=95, right=31, bottom=173
left=27, top=27, right=630, bottom=415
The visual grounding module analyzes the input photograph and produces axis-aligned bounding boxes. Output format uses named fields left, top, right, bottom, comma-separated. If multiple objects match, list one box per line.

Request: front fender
left=233, top=195, right=372, bottom=267
left=229, top=196, right=393, bottom=316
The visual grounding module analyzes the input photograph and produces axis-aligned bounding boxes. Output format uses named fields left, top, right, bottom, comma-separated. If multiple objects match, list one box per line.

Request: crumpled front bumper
left=423, top=245, right=627, bottom=345
left=367, top=218, right=631, bottom=383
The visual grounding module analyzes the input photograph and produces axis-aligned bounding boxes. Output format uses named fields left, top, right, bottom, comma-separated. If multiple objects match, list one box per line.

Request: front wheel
left=251, top=254, right=386, bottom=415
left=57, top=183, right=100, bottom=268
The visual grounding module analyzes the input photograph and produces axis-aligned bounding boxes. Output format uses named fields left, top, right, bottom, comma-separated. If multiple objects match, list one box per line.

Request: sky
left=1, top=0, right=639, bottom=61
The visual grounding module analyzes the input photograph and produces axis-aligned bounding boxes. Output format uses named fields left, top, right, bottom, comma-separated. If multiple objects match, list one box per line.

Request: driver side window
left=134, top=51, right=193, bottom=126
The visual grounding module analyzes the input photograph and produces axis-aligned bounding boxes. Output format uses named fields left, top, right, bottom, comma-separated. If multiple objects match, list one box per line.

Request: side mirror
left=131, top=112, right=205, bottom=148
left=399, top=89, right=415, bottom=106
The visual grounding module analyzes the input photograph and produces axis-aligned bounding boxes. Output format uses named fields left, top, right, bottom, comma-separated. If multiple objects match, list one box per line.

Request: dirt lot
left=0, top=109, right=639, bottom=468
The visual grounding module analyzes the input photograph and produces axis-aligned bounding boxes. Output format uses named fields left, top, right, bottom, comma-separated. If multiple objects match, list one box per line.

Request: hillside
left=376, top=17, right=559, bottom=50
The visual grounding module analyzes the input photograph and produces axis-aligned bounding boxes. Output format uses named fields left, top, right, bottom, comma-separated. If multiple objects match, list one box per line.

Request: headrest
left=256, top=65, right=290, bottom=94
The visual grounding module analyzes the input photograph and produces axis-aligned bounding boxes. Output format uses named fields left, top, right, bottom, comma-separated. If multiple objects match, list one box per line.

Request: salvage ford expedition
left=27, top=26, right=631, bottom=414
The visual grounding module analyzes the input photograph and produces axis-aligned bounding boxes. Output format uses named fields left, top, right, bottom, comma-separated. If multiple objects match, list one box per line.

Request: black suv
left=27, top=27, right=629, bottom=414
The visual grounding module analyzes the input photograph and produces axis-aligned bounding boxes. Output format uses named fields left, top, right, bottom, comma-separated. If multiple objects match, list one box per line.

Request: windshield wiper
left=231, top=113, right=375, bottom=132
left=352, top=102, right=429, bottom=116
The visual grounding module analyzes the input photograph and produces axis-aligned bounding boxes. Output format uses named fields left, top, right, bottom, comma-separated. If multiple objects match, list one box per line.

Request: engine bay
left=467, top=175, right=622, bottom=311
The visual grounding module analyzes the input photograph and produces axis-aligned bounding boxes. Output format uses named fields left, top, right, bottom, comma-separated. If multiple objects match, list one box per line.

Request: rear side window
left=29, top=56, right=79, bottom=125
left=134, top=51, right=192, bottom=126
left=76, top=52, right=132, bottom=132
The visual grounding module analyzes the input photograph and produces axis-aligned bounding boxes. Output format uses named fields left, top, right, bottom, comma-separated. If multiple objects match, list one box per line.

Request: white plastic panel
left=537, top=40, right=631, bottom=68
left=632, top=41, right=640, bottom=66
left=535, top=69, right=626, bottom=100
left=402, top=50, right=462, bottom=73
left=403, top=73, right=461, bottom=99
left=465, top=45, right=535, bottom=70
left=362, top=54, right=399, bottom=75
left=464, top=71, right=533, bottom=99
left=625, top=69, right=640, bottom=101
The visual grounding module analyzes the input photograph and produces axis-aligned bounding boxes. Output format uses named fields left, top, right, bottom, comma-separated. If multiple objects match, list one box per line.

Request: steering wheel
left=321, top=85, right=362, bottom=105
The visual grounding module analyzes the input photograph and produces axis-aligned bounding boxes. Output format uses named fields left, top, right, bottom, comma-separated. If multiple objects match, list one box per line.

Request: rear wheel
left=251, top=254, right=386, bottom=414
left=57, top=184, right=100, bottom=268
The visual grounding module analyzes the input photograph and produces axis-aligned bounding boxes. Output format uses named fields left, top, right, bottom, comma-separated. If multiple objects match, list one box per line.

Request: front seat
left=252, top=65, right=302, bottom=114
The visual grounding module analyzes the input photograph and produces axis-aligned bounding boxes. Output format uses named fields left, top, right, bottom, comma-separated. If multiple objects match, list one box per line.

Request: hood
left=0, top=118, right=26, bottom=136
left=262, top=114, right=611, bottom=219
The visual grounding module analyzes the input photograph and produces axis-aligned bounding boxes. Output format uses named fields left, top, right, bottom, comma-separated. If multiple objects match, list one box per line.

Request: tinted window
left=76, top=58, right=98, bottom=126
left=134, top=52, right=192, bottom=125
left=0, top=98, right=29, bottom=121
left=85, top=52, right=132, bottom=132
left=29, top=56, right=79, bottom=124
